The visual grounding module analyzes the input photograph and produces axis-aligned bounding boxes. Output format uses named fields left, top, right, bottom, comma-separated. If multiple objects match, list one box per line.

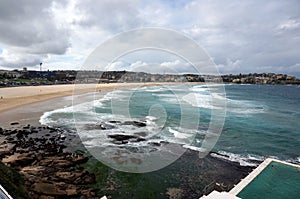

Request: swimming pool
left=237, top=161, right=300, bottom=199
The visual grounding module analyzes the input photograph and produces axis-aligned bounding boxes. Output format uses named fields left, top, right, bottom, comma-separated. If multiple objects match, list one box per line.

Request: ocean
left=40, top=84, right=300, bottom=171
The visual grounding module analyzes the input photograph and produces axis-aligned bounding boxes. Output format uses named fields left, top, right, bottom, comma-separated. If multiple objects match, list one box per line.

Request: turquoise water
left=40, top=84, right=300, bottom=166
left=237, top=161, right=300, bottom=199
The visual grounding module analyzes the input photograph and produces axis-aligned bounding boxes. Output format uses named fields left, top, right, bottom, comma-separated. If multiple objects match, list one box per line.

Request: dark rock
left=16, top=131, right=24, bottom=139
left=149, top=142, right=161, bottom=147
left=134, top=132, right=148, bottom=137
left=122, top=121, right=146, bottom=127
left=32, top=130, right=39, bottom=133
left=109, top=121, right=121, bottom=124
left=84, top=123, right=115, bottom=130
left=108, top=134, right=137, bottom=141
left=130, top=137, right=146, bottom=142
left=0, top=127, right=3, bottom=134
left=10, top=122, right=19, bottom=125
left=0, top=125, right=99, bottom=198
left=99, top=123, right=115, bottom=130
left=6, top=136, right=15, bottom=142
left=23, top=125, right=30, bottom=129
left=122, top=140, right=128, bottom=144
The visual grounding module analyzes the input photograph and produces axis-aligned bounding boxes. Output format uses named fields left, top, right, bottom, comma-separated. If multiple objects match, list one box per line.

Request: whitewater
left=40, top=84, right=300, bottom=168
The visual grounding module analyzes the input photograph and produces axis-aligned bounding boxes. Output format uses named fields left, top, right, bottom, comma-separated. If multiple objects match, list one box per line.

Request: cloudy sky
left=0, top=0, right=299, bottom=76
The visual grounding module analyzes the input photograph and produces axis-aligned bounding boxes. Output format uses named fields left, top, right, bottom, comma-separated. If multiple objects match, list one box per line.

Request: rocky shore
left=0, top=123, right=256, bottom=199
left=0, top=124, right=101, bottom=199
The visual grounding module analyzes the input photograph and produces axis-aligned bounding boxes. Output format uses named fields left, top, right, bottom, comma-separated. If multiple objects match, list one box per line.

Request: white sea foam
left=189, top=86, right=208, bottom=92
left=168, top=127, right=193, bottom=139
left=210, top=151, right=264, bottom=167
left=182, top=93, right=217, bottom=109
left=182, top=145, right=206, bottom=152
left=188, top=84, right=266, bottom=114
left=285, top=157, right=300, bottom=165
left=141, top=86, right=169, bottom=92
left=145, top=116, right=157, bottom=121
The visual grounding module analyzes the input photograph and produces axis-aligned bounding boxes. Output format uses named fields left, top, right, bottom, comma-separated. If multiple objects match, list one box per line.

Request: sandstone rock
left=72, top=155, right=89, bottom=164
left=20, top=165, right=45, bottom=175
left=66, top=188, right=79, bottom=196
left=32, top=183, right=66, bottom=196
left=39, top=195, right=55, bottom=199
left=2, top=152, right=35, bottom=167
left=0, top=143, right=16, bottom=157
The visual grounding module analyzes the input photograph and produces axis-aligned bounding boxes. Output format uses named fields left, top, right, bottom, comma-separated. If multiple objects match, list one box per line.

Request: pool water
left=238, top=161, right=300, bottom=199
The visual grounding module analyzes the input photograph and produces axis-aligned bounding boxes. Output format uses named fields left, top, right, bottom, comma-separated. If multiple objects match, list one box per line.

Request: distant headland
left=0, top=68, right=299, bottom=87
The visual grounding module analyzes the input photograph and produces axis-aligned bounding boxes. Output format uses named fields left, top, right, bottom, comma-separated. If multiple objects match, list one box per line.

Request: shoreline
left=0, top=82, right=257, bottom=198
left=0, top=82, right=196, bottom=129
left=0, top=82, right=199, bottom=114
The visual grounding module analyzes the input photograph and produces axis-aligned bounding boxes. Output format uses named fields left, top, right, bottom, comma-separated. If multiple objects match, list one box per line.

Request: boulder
left=122, top=121, right=146, bottom=127
left=134, top=132, right=148, bottom=137
left=108, top=134, right=137, bottom=141
left=84, top=123, right=115, bottom=130
left=108, top=121, right=121, bottom=124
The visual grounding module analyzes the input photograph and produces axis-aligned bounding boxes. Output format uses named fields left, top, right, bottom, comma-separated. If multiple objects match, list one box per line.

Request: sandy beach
left=0, top=82, right=194, bottom=128
left=0, top=82, right=178, bottom=114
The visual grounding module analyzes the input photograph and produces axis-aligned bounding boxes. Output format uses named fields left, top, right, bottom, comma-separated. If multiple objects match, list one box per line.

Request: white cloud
left=0, top=0, right=299, bottom=77
left=278, top=20, right=300, bottom=31
left=105, top=59, right=197, bottom=74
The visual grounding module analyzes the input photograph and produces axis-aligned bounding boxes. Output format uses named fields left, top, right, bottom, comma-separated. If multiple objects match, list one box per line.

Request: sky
left=0, top=0, right=299, bottom=77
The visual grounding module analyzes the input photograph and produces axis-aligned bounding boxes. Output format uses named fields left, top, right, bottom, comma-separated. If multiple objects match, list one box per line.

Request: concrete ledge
left=200, top=190, right=241, bottom=199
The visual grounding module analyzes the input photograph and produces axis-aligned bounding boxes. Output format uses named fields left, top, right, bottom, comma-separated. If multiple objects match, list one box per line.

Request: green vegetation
left=81, top=158, right=178, bottom=199
left=0, top=78, right=50, bottom=83
left=0, top=161, right=30, bottom=199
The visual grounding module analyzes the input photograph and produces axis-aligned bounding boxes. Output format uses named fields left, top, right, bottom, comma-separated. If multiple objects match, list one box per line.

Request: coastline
left=0, top=82, right=255, bottom=198
left=0, top=83, right=183, bottom=113
left=0, top=124, right=254, bottom=199
left=0, top=82, right=194, bottom=128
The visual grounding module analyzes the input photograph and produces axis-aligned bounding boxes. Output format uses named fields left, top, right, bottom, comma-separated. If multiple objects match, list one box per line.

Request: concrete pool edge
left=229, top=158, right=300, bottom=196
